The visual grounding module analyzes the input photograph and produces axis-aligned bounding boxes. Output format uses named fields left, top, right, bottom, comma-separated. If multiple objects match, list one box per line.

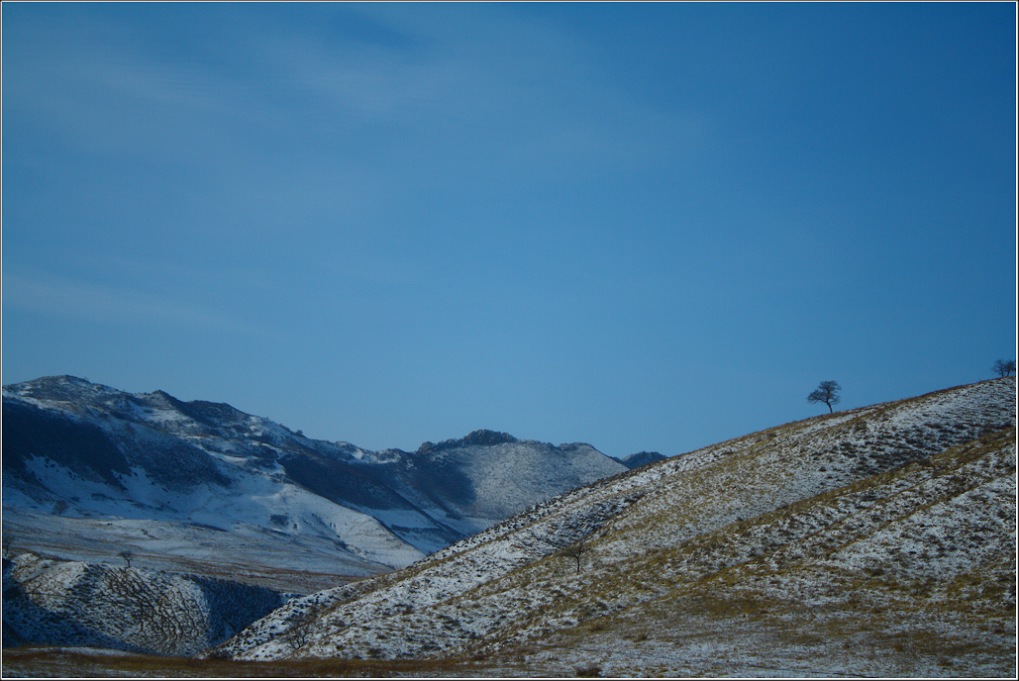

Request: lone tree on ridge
left=992, top=359, right=1016, bottom=377
left=808, top=380, right=841, bottom=413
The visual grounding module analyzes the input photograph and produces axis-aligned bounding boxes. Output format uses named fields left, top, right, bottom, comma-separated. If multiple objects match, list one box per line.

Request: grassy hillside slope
left=217, top=378, right=1016, bottom=677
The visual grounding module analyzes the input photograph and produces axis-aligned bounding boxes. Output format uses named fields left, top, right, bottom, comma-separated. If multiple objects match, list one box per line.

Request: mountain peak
left=417, top=429, right=519, bottom=454
left=5, top=374, right=120, bottom=403
left=613, top=451, right=667, bottom=469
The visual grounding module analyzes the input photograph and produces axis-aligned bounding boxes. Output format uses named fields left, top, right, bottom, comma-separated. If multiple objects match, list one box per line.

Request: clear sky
left=2, top=2, right=1016, bottom=458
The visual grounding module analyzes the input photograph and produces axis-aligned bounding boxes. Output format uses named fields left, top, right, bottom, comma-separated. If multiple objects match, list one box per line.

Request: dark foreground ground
left=0, top=647, right=496, bottom=678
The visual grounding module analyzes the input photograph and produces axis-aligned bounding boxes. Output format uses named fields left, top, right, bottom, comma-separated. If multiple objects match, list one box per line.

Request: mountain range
left=2, top=376, right=1014, bottom=676
left=2, top=375, right=653, bottom=590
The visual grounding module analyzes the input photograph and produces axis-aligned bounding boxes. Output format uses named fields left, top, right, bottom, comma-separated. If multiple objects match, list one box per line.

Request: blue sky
left=2, top=2, right=1015, bottom=457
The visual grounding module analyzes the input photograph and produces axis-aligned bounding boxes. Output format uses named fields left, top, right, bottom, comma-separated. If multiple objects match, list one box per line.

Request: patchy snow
left=3, top=551, right=289, bottom=656
left=215, top=378, right=1016, bottom=678
left=4, top=376, right=626, bottom=585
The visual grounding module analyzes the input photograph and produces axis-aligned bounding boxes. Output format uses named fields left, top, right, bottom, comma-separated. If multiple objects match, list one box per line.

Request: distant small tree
left=283, top=602, right=324, bottom=652
left=119, top=550, right=133, bottom=568
left=807, top=380, right=841, bottom=413
left=558, top=538, right=588, bottom=575
left=992, top=359, right=1016, bottom=377
left=530, top=530, right=589, bottom=574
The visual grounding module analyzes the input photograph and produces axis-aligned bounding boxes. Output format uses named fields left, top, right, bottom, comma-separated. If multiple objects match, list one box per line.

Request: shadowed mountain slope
left=3, top=551, right=288, bottom=656
left=2, top=376, right=625, bottom=585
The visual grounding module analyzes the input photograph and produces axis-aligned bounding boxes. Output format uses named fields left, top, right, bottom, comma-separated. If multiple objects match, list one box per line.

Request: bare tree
left=557, top=538, right=588, bottom=575
left=807, top=380, right=841, bottom=413
left=529, top=530, right=589, bottom=574
left=119, top=550, right=133, bottom=568
left=992, top=359, right=1016, bottom=377
left=283, top=602, right=324, bottom=652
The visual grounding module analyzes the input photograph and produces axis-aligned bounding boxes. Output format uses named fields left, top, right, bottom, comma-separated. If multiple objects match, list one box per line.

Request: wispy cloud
left=239, top=6, right=708, bottom=174
left=6, top=2, right=706, bottom=203
left=3, top=271, right=254, bottom=334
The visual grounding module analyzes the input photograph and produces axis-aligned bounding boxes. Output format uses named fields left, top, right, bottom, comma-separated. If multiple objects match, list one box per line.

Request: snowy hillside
left=2, top=376, right=625, bottom=586
left=3, top=551, right=287, bottom=656
left=216, top=378, right=1016, bottom=678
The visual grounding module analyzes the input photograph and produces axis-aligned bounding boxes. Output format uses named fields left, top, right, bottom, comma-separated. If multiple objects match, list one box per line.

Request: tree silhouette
left=992, top=359, right=1016, bottom=377
left=807, top=380, right=841, bottom=413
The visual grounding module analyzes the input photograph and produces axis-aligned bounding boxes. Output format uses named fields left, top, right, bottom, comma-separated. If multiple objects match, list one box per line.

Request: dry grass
left=0, top=647, right=485, bottom=678
left=13, top=381, right=1011, bottom=678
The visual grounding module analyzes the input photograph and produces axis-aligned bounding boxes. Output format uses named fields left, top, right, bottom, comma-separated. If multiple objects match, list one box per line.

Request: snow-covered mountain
left=3, top=551, right=288, bottom=656
left=215, top=378, right=1016, bottom=678
left=1, top=376, right=626, bottom=586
